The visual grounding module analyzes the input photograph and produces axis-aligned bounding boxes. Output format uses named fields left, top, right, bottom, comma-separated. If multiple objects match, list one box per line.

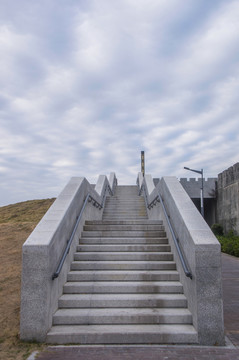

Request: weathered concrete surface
left=158, top=177, right=224, bottom=346
left=20, top=173, right=116, bottom=342
left=217, top=163, right=239, bottom=234
left=137, top=174, right=224, bottom=346
left=27, top=252, right=239, bottom=359
left=28, top=345, right=239, bottom=360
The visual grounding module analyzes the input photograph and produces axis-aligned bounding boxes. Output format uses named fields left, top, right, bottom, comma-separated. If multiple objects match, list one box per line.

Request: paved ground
left=31, top=253, right=239, bottom=360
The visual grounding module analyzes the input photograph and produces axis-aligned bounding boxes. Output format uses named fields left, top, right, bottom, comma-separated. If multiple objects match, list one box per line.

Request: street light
left=184, top=166, right=204, bottom=218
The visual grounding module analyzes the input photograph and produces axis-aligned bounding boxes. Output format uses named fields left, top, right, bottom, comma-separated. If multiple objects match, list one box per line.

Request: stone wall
left=217, top=163, right=239, bottom=234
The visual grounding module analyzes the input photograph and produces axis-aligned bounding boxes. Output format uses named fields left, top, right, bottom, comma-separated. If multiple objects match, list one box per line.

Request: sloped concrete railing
left=20, top=173, right=117, bottom=342
left=137, top=173, right=224, bottom=346
left=138, top=176, right=192, bottom=280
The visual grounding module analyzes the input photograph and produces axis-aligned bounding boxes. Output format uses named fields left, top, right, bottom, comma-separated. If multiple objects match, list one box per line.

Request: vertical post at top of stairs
left=141, top=151, right=145, bottom=177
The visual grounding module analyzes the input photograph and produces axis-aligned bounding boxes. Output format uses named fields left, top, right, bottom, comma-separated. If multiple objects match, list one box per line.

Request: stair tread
left=64, top=281, right=182, bottom=286
left=77, top=245, right=170, bottom=251
left=60, top=293, right=187, bottom=300
left=47, top=324, right=197, bottom=334
left=54, top=308, right=191, bottom=316
left=49, top=324, right=196, bottom=334
left=75, top=251, right=173, bottom=255
left=86, top=220, right=162, bottom=224
left=67, top=270, right=180, bottom=281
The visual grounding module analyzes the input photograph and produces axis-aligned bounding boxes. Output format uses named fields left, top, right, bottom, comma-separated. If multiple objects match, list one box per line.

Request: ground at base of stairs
left=30, top=343, right=239, bottom=360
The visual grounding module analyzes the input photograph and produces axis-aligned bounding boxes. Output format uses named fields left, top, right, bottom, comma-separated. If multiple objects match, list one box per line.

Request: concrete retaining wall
left=137, top=174, right=224, bottom=346
left=20, top=173, right=116, bottom=342
left=217, top=163, right=239, bottom=234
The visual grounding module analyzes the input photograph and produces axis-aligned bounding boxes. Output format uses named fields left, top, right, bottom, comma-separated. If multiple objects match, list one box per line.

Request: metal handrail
left=52, top=185, right=110, bottom=280
left=139, top=183, right=192, bottom=279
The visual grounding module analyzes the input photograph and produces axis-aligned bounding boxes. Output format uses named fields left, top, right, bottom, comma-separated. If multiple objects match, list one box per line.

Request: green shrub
left=217, top=231, right=239, bottom=257
left=211, top=223, right=224, bottom=236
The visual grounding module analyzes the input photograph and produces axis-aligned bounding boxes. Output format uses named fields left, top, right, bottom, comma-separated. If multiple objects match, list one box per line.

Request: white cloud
left=0, top=0, right=239, bottom=205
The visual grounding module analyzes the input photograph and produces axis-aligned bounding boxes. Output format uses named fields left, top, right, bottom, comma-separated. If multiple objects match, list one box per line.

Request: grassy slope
left=0, top=199, right=55, bottom=360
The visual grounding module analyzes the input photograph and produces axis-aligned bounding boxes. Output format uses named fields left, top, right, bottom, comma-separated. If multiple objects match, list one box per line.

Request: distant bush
left=211, top=223, right=224, bottom=236
left=217, top=230, right=239, bottom=257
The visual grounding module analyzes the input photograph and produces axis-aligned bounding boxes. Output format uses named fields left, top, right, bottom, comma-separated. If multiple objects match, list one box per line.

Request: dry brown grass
left=0, top=199, right=55, bottom=360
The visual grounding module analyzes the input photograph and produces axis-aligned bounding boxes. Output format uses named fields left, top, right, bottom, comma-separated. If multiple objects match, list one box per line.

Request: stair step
left=53, top=308, right=192, bottom=325
left=103, top=210, right=146, bottom=213
left=71, top=260, right=177, bottom=270
left=77, top=244, right=171, bottom=252
left=102, top=217, right=148, bottom=220
left=81, top=231, right=166, bottom=237
left=80, top=237, right=168, bottom=244
left=103, top=211, right=147, bottom=215
left=74, top=252, right=173, bottom=261
left=83, top=225, right=164, bottom=231
left=85, top=220, right=163, bottom=225
left=63, top=281, right=183, bottom=294
left=67, top=270, right=180, bottom=282
left=58, top=293, right=188, bottom=308
left=46, top=324, right=198, bottom=344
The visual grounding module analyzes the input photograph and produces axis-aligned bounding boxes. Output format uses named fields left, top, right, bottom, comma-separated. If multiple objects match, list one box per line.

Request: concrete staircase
left=47, top=186, right=197, bottom=344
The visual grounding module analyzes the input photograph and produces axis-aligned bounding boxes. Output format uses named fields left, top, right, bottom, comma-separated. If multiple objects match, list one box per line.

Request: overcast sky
left=0, top=0, right=239, bottom=206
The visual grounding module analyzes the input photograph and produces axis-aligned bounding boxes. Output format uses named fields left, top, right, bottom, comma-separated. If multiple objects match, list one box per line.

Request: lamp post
left=184, top=166, right=204, bottom=218
left=141, top=151, right=145, bottom=176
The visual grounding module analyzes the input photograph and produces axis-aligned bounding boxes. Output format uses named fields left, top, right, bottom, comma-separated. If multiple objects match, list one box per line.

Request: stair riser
left=102, top=213, right=148, bottom=221
left=67, top=272, right=180, bottom=282
left=74, top=253, right=173, bottom=261
left=82, top=231, right=166, bottom=237
left=53, top=314, right=192, bottom=325
left=76, top=245, right=171, bottom=252
left=63, top=284, right=183, bottom=294
left=83, top=225, right=164, bottom=231
left=103, top=208, right=146, bottom=211
left=85, top=220, right=163, bottom=225
left=71, top=262, right=177, bottom=270
left=103, top=211, right=147, bottom=215
left=59, top=298, right=187, bottom=308
left=80, top=238, right=168, bottom=244
left=105, top=202, right=145, bottom=205
left=46, top=330, right=197, bottom=344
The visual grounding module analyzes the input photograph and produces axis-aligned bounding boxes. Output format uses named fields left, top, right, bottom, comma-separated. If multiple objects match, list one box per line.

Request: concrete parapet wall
left=180, top=178, right=217, bottom=199
left=20, top=173, right=116, bottom=342
left=137, top=173, right=224, bottom=345
left=218, top=162, right=239, bottom=188
left=159, top=177, right=224, bottom=345
left=217, top=163, right=239, bottom=234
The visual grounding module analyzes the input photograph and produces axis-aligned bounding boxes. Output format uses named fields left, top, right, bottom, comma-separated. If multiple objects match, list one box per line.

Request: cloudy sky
left=0, top=0, right=239, bottom=206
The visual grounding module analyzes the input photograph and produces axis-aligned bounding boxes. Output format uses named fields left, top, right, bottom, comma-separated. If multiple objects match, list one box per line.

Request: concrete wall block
left=144, top=174, right=155, bottom=195
left=158, top=176, right=224, bottom=345
left=94, top=175, right=107, bottom=195
left=140, top=175, right=224, bottom=345
left=217, top=163, right=239, bottom=234
left=108, top=172, right=117, bottom=194
left=20, top=173, right=116, bottom=342
left=137, top=172, right=144, bottom=189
